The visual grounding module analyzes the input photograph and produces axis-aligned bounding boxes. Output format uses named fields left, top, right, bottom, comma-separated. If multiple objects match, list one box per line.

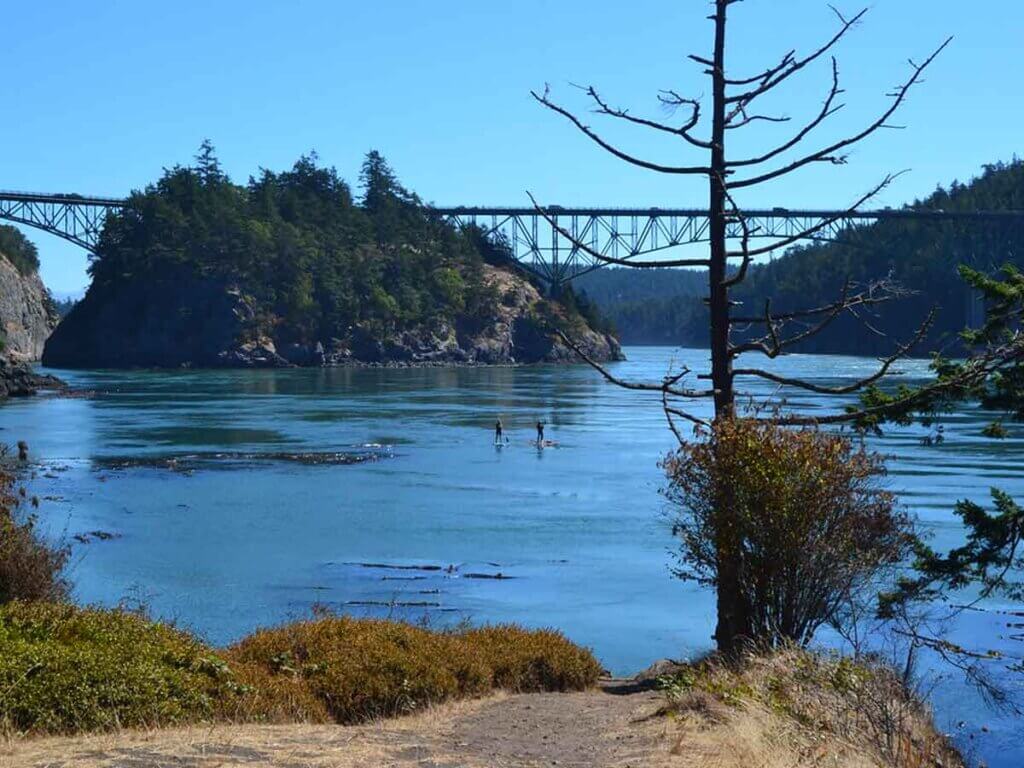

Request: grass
left=659, top=646, right=964, bottom=768
left=0, top=602, right=601, bottom=736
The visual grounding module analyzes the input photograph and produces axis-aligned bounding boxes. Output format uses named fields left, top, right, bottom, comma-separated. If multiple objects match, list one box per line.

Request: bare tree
left=529, top=1, right=1024, bottom=653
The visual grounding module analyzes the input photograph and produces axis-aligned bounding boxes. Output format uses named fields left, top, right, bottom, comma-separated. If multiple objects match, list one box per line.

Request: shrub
left=662, top=419, right=913, bottom=647
left=0, top=602, right=250, bottom=734
left=230, top=617, right=491, bottom=723
left=229, top=618, right=601, bottom=724
left=0, top=604, right=601, bottom=735
left=0, top=468, right=69, bottom=605
left=462, top=626, right=604, bottom=692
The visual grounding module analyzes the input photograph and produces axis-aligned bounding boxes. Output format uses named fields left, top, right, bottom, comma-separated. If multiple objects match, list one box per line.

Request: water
left=2, top=347, right=1022, bottom=764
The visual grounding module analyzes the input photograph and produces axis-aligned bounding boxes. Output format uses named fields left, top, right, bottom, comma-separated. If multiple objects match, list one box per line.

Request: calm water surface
left=3, top=347, right=1022, bottom=765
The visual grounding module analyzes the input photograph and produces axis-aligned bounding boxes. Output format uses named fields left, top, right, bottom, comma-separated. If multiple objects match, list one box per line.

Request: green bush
left=0, top=602, right=249, bottom=734
left=0, top=605, right=601, bottom=735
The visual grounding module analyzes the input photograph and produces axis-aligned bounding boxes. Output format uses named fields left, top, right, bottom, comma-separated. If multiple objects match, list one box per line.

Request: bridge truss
left=434, top=207, right=1024, bottom=285
left=2, top=191, right=1023, bottom=285
left=0, top=191, right=124, bottom=251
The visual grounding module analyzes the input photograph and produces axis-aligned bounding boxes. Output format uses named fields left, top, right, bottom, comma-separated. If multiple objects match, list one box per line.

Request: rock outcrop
left=0, top=357, right=64, bottom=398
left=0, top=252, right=59, bottom=362
left=43, top=265, right=622, bottom=369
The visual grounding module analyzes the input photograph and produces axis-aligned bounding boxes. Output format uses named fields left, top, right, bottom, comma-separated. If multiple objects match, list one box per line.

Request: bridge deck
left=432, top=206, right=1024, bottom=221
left=3, top=189, right=1024, bottom=283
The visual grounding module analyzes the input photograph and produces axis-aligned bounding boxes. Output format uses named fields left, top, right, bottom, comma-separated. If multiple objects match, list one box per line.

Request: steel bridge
left=3, top=190, right=1024, bottom=284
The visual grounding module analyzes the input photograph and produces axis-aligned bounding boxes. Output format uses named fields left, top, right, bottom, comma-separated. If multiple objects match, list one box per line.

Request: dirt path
left=2, top=681, right=680, bottom=768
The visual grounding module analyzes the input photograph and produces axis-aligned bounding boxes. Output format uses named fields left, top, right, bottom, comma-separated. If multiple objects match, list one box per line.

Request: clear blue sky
left=2, top=0, right=1021, bottom=296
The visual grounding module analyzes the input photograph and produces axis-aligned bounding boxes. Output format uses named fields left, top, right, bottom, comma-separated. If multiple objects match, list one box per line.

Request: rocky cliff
left=43, top=264, right=622, bottom=369
left=0, top=252, right=59, bottom=362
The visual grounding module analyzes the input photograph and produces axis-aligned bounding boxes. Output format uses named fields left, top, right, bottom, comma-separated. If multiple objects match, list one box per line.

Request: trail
left=4, top=681, right=675, bottom=768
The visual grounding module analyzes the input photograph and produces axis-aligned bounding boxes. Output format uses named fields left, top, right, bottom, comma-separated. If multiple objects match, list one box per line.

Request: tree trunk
left=709, top=0, right=749, bottom=654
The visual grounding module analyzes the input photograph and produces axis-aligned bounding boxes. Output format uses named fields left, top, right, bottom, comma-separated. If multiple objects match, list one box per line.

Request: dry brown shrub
left=0, top=466, right=69, bottom=605
left=228, top=618, right=601, bottom=724
left=461, top=625, right=605, bottom=692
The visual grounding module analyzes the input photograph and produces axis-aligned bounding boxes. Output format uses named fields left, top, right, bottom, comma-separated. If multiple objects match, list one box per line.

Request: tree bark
left=709, top=0, right=749, bottom=654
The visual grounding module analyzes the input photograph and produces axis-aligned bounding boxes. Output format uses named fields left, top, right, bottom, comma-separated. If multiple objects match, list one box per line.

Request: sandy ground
left=0, top=681, right=678, bottom=768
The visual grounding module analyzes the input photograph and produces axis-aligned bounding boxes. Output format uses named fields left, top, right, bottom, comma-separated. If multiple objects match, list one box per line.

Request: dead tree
left=528, top=1, right=1015, bottom=652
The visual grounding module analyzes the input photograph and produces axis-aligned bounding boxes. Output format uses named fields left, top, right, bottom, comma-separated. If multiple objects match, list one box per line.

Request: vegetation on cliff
left=0, top=226, right=40, bottom=277
left=48, top=143, right=617, bottom=367
left=89, top=145, right=493, bottom=342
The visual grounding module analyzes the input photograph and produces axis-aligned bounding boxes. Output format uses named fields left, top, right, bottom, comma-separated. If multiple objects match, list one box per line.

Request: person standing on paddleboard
left=536, top=420, right=545, bottom=445
left=495, top=418, right=504, bottom=445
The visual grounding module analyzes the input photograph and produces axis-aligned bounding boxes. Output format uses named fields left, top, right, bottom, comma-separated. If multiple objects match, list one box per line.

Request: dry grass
left=660, top=647, right=964, bottom=768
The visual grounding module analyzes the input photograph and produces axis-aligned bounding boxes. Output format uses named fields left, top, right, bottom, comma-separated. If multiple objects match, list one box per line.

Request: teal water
left=2, top=347, right=1022, bottom=764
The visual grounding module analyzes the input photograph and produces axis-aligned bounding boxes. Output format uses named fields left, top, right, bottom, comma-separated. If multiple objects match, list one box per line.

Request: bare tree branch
left=769, top=330, right=1024, bottom=426
left=729, top=37, right=953, bottom=188
left=724, top=49, right=796, bottom=86
left=724, top=7, right=868, bottom=105
left=725, top=106, right=792, bottom=130
left=720, top=181, right=755, bottom=289
left=531, top=87, right=712, bottom=175
left=577, top=85, right=714, bottom=151
left=733, top=308, right=936, bottom=393
left=728, top=57, right=845, bottom=168
left=731, top=279, right=910, bottom=323
left=554, top=329, right=716, bottom=399
left=731, top=284, right=851, bottom=358
left=726, top=172, right=903, bottom=258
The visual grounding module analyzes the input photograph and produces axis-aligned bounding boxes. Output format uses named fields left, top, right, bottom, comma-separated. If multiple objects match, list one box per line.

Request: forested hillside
left=583, top=160, right=1024, bottom=354
left=44, top=144, right=620, bottom=368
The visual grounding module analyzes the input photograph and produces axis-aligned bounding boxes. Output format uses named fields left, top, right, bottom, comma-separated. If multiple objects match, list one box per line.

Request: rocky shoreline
left=0, top=357, right=64, bottom=399
left=44, top=265, right=623, bottom=370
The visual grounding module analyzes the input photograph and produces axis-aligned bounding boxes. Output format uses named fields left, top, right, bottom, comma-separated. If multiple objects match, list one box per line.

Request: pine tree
left=194, top=139, right=225, bottom=186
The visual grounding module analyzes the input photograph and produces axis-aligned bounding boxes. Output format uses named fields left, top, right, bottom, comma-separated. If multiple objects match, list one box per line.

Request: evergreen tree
left=194, top=139, right=225, bottom=186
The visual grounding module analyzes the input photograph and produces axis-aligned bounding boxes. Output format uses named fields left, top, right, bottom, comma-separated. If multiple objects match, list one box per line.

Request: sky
left=1, top=0, right=1022, bottom=297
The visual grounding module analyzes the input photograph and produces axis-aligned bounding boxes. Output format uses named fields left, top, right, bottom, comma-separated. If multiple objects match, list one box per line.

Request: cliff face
left=43, top=265, right=622, bottom=369
left=0, top=252, right=59, bottom=362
